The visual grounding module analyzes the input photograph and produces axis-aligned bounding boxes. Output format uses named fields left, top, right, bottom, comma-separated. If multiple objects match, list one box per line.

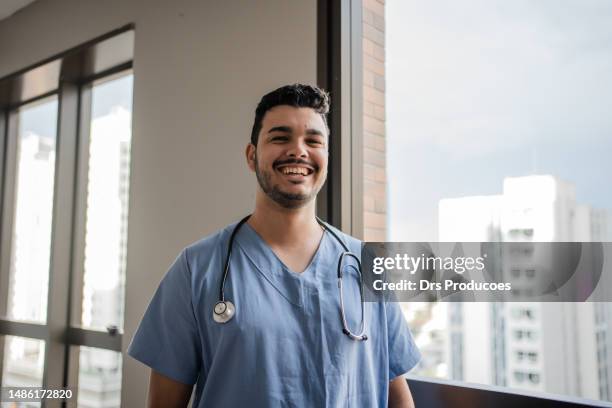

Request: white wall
left=0, top=0, right=317, bottom=405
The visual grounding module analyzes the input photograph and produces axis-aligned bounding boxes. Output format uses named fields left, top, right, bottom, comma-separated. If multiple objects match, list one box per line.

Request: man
left=128, top=84, right=420, bottom=407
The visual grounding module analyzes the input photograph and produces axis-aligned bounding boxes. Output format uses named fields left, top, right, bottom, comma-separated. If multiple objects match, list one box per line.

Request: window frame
left=316, top=0, right=364, bottom=237
left=0, top=26, right=134, bottom=398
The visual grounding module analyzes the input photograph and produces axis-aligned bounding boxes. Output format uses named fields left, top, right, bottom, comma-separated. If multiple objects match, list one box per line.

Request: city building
left=437, top=175, right=611, bottom=400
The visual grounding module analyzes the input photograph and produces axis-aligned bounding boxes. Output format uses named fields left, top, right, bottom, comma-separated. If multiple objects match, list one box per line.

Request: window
left=6, top=97, right=58, bottom=324
left=77, top=347, right=123, bottom=407
left=516, top=351, right=538, bottom=363
left=2, top=336, right=45, bottom=387
left=514, top=371, right=525, bottom=383
left=528, top=373, right=540, bottom=384
left=376, top=0, right=612, bottom=402
left=0, top=28, right=134, bottom=405
left=80, top=74, right=133, bottom=332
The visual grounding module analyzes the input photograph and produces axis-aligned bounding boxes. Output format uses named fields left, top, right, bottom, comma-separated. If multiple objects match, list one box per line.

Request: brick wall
left=362, top=0, right=386, bottom=241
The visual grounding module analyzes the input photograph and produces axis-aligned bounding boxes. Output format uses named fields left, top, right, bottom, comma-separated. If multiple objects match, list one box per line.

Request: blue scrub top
left=128, top=221, right=420, bottom=407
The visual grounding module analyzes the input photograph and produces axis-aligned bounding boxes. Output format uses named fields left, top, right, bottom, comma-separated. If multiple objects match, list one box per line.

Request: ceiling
left=0, top=0, right=38, bottom=21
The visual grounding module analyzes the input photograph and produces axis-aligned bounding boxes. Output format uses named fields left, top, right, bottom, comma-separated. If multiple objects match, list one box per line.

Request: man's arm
left=147, top=370, right=193, bottom=408
left=388, top=375, right=416, bottom=408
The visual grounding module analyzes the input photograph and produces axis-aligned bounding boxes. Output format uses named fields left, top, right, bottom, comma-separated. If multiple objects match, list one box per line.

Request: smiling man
left=128, top=84, right=421, bottom=407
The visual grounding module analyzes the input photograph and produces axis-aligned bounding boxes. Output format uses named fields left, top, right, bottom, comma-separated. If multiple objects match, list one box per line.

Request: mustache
left=273, top=158, right=318, bottom=170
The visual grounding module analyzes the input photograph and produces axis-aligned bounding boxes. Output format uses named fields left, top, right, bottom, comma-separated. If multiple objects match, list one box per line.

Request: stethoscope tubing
left=337, top=252, right=368, bottom=341
left=219, top=215, right=252, bottom=301
left=215, top=215, right=368, bottom=341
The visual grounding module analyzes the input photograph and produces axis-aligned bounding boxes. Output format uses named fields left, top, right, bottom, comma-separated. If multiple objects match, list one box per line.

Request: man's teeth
left=280, top=167, right=309, bottom=175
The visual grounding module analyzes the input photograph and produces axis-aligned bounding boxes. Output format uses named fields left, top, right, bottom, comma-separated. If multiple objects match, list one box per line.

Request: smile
left=276, top=165, right=314, bottom=176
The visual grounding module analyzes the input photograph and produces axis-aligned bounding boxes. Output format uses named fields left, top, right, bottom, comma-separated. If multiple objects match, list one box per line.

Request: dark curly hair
left=250, top=84, right=330, bottom=146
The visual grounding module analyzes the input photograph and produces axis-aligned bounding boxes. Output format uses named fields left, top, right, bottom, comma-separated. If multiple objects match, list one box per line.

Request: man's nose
left=286, top=140, right=308, bottom=158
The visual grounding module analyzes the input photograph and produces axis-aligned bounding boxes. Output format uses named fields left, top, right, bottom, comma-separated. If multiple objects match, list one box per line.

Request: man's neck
left=247, top=193, right=322, bottom=247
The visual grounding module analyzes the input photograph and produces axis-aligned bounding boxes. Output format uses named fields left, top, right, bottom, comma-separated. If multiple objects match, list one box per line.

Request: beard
left=254, top=154, right=323, bottom=209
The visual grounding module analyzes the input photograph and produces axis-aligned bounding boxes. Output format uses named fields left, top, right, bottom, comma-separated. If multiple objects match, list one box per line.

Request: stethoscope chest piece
left=213, top=300, right=235, bottom=323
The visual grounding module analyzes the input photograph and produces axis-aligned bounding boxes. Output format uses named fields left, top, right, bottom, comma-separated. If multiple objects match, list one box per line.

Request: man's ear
left=246, top=143, right=256, bottom=172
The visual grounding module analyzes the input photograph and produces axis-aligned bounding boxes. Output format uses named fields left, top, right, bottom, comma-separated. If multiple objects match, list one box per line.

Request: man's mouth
left=275, top=164, right=315, bottom=178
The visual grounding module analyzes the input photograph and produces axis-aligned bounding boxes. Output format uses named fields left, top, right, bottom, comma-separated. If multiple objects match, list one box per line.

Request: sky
left=386, top=0, right=612, bottom=241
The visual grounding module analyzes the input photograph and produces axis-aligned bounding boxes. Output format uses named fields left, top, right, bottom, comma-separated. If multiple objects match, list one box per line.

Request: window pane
left=2, top=335, right=45, bottom=388
left=7, top=98, right=58, bottom=323
left=384, top=0, right=612, bottom=402
left=81, top=74, right=133, bottom=331
left=77, top=346, right=122, bottom=408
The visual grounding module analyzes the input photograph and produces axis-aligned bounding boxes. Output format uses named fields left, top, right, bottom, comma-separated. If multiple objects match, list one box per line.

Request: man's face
left=247, top=105, right=328, bottom=209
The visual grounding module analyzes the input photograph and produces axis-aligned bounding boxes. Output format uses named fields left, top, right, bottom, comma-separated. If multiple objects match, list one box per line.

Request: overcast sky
left=386, top=0, right=612, bottom=241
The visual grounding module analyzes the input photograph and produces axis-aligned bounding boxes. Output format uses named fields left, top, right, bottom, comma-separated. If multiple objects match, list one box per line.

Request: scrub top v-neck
left=242, top=221, right=326, bottom=279
left=128, top=220, right=421, bottom=407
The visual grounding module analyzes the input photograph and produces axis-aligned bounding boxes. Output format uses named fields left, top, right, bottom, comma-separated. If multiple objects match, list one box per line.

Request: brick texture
left=362, top=1, right=386, bottom=241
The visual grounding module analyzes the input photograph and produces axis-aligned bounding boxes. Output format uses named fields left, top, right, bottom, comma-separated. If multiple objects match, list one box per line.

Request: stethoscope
left=213, top=215, right=368, bottom=341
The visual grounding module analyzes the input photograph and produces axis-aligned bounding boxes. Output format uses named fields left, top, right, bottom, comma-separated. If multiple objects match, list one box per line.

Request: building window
left=514, top=371, right=525, bottom=383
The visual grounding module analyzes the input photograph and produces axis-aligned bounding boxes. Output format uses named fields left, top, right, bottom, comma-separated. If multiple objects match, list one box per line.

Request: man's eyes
left=269, top=136, right=325, bottom=146
left=270, top=135, right=325, bottom=147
